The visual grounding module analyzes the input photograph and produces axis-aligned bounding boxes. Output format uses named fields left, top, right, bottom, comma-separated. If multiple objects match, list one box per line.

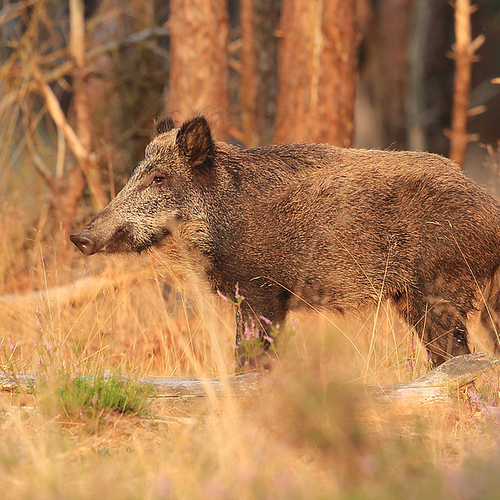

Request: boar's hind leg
left=393, top=293, right=471, bottom=366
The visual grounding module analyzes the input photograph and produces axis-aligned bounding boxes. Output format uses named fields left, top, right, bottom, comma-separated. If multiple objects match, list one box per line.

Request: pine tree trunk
left=167, top=0, right=230, bottom=140
left=364, top=0, right=414, bottom=150
left=275, top=0, right=359, bottom=146
left=240, top=0, right=279, bottom=146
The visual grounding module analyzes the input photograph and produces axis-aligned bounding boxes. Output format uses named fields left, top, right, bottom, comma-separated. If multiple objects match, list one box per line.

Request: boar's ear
left=176, top=117, right=214, bottom=169
left=152, top=116, right=176, bottom=138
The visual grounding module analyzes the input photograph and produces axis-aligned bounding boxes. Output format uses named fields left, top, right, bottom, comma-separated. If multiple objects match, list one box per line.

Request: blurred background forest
left=0, top=0, right=499, bottom=291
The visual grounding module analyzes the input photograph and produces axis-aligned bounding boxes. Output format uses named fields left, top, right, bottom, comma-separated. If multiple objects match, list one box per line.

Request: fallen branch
left=141, top=352, right=499, bottom=402
left=0, top=371, right=263, bottom=398
left=0, top=353, right=496, bottom=405
left=141, top=373, right=264, bottom=398
left=366, top=352, right=499, bottom=405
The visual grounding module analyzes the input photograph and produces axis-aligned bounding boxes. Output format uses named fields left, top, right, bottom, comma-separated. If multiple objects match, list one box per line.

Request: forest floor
left=1, top=240, right=500, bottom=499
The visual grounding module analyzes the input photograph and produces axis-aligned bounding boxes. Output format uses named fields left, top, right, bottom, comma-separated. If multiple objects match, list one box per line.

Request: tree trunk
left=86, top=0, right=124, bottom=175
left=240, top=0, right=279, bottom=146
left=69, top=0, right=106, bottom=207
left=274, top=0, right=359, bottom=146
left=407, top=0, right=431, bottom=152
left=167, top=0, right=230, bottom=140
left=363, top=0, right=414, bottom=150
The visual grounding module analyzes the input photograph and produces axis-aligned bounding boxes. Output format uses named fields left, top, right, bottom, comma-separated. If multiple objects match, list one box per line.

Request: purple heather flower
left=35, top=306, right=43, bottom=332
left=235, top=285, right=244, bottom=301
left=244, top=324, right=252, bottom=341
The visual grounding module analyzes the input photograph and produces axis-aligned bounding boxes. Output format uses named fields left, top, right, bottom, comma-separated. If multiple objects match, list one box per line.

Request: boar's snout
left=70, top=234, right=97, bottom=256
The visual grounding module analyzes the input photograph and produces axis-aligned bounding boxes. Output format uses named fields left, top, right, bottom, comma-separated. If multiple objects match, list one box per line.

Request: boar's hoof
left=70, top=234, right=96, bottom=256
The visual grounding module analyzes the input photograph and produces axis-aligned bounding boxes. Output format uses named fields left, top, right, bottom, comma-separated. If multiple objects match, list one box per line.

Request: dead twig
left=9, top=27, right=170, bottom=90
left=30, top=63, right=89, bottom=164
left=21, top=100, right=59, bottom=193
left=30, top=59, right=107, bottom=225
left=0, top=0, right=36, bottom=25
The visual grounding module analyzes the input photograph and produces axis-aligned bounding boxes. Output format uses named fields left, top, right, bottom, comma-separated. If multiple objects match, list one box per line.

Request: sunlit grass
left=0, top=168, right=500, bottom=499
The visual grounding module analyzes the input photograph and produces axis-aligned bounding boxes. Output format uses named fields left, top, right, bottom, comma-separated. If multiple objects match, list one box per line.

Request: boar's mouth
left=71, top=226, right=173, bottom=256
left=101, top=226, right=135, bottom=253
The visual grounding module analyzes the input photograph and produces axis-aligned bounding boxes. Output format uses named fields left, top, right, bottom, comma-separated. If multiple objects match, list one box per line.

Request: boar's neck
left=198, top=143, right=332, bottom=293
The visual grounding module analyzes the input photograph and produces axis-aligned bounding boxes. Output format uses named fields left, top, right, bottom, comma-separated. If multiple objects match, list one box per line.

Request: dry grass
left=1, top=188, right=500, bottom=499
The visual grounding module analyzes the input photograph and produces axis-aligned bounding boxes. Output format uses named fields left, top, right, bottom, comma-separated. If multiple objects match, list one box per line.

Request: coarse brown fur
left=71, top=116, right=500, bottom=368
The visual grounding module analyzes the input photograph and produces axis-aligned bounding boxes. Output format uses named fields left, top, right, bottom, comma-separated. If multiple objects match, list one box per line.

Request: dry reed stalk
left=31, top=64, right=88, bottom=162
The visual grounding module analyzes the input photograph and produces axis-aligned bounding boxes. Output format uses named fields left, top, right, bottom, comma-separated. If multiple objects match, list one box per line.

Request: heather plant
left=217, top=286, right=279, bottom=369
left=234, top=315, right=279, bottom=370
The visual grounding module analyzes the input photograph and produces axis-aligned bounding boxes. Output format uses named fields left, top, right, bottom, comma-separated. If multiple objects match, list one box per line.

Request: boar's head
left=70, top=116, right=214, bottom=255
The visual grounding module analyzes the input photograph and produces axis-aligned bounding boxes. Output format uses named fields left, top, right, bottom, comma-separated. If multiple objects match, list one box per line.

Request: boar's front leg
left=234, top=293, right=288, bottom=372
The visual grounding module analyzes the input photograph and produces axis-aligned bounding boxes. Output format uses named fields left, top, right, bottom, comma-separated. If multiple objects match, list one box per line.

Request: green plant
left=32, top=303, right=152, bottom=424
left=55, top=372, right=153, bottom=421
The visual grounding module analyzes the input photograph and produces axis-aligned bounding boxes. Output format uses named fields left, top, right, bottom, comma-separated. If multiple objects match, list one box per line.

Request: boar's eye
left=151, top=175, right=165, bottom=186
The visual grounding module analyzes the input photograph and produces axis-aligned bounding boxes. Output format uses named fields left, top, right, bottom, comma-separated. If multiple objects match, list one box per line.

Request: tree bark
left=274, top=0, right=359, bottom=146
left=407, top=0, right=431, bottom=152
left=240, top=0, right=279, bottom=146
left=167, top=0, right=230, bottom=140
left=364, top=0, right=414, bottom=150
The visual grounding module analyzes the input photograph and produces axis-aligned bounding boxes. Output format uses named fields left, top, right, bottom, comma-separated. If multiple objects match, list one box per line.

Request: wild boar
left=71, top=116, right=500, bottom=368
